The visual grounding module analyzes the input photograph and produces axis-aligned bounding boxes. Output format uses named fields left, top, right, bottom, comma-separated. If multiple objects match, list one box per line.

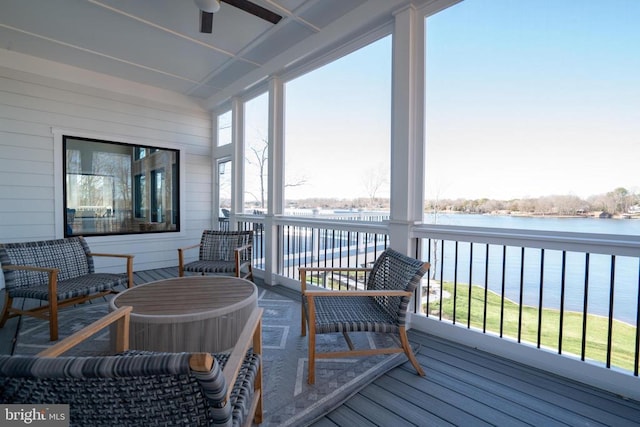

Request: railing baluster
left=607, top=255, right=616, bottom=369
left=483, top=244, right=489, bottom=333
left=537, top=248, right=545, bottom=348
left=518, top=247, right=525, bottom=343
left=467, top=243, right=473, bottom=329
left=581, top=253, right=590, bottom=362
left=439, top=239, right=445, bottom=321
left=500, top=245, right=506, bottom=338
left=347, top=231, right=352, bottom=268
left=635, top=259, right=640, bottom=376
left=453, top=241, right=459, bottom=325
left=559, top=251, right=567, bottom=355
left=426, top=238, right=432, bottom=316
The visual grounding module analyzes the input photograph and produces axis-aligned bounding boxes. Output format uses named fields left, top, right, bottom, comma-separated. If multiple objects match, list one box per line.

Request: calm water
left=424, top=212, right=640, bottom=235
left=421, top=214, right=640, bottom=324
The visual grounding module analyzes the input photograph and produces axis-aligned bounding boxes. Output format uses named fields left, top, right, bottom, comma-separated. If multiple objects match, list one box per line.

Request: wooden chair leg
left=305, top=293, right=316, bottom=383
left=0, top=294, right=12, bottom=327
left=399, top=327, right=425, bottom=376
left=308, top=328, right=316, bottom=384
left=301, top=303, right=307, bottom=337
left=49, top=298, right=59, bottom=341
left=178, top=249, right=185, bottom=277
left=254, top=316, right=263, bottom=424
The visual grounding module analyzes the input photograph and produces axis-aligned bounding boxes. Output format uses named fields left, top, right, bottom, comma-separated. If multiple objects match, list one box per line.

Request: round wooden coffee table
left=109, top=276, right=258, bottom=353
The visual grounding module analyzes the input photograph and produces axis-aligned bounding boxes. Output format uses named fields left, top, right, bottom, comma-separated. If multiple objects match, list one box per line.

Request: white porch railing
left=235, top=215, right=640, bottom=380
left=412, top=224, right=640, bottom=377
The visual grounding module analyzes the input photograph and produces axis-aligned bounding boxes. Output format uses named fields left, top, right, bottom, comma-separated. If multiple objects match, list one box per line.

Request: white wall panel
left=0, top=66, right=213, bottom=288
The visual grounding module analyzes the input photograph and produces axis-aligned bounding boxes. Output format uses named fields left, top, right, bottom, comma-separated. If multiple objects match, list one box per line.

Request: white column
left=211, top=111, right=221, bottom=230
left=263, top=76, right=285, bottom=284
left=268, top=76, right=285, bottom=216
left=231, top=97, right=244, bottom=225
left=389, top=5, right=426, bottom=255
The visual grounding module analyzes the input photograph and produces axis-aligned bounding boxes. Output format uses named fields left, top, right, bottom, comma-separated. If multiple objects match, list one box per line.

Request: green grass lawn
left=425, top=281, right=638, bottom=372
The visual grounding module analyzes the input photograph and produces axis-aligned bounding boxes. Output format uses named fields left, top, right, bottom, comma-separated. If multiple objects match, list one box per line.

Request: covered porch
left=1, top=0, right=640, bottom=423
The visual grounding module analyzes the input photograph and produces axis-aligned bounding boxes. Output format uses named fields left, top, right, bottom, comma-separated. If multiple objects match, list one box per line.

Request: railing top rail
left=236, top=214, right=389, bottom=234
left=412, top=224, right=640, bottom=257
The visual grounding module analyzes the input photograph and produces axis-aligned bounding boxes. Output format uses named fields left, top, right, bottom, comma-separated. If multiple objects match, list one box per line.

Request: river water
left=421, top=213, right=640, bottom=324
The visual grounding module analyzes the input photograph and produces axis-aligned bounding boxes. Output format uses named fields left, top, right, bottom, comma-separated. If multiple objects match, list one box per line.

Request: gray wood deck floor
left=2, top=268, right=640, bottom=426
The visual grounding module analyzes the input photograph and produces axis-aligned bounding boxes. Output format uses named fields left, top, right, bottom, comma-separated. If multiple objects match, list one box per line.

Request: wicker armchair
left=299, top=248, right=429, bottom=384
left=0, top=236, right=133, bottom=341
left=178, top=230, right=254, bottom=281
left=0, top=305, right=264, bottom=427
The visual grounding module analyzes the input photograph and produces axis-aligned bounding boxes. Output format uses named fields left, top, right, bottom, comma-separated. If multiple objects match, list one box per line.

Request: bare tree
left=609, top=187, right=631, bottom=214
left=245, top=135, right=307, bottom=209
left=362, top=164, right=388, bottom=208
left=246, top=141, right=268, bottom=208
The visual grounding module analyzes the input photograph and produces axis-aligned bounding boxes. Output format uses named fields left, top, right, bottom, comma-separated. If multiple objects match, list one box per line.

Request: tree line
left=286, top=187, right=639, bottom=216
left=425, top=187, right=639, bottom=216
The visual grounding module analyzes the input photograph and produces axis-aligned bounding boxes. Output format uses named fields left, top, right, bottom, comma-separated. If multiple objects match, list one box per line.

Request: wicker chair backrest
left=0, top=237, right=94, bottom=290
left=0, top=352, right=235, bottom=427
left=366, top=248, right=428, bottom=325
left=199, top=230, right=253, bottom=262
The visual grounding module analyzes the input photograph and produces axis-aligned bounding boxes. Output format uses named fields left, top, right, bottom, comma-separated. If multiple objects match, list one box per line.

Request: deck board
left=311, top=331, right=640, bottom=426
left=358, top=382, right=457, bottom=426
left=320, top=405, right=380, bottom=426
left=395, top=358, right=565, bottom=426
left=3, top=267, right=640, bottom=426
left=413, top=336, right=633, bottom=425
left=413, top=343, right=594, bottom=425
left=366, top=369, right=495, bottom=427
left=341, top=394, right=419, bottom=427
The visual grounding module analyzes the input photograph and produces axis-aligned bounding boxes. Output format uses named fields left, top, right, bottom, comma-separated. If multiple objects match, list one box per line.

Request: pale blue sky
left=244, top=0, right=640, bottom=201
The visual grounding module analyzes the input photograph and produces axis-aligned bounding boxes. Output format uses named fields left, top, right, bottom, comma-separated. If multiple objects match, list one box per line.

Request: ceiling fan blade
left=221, top=0, right=283, bottom=25
left=200, top=10, right=213, bottom=33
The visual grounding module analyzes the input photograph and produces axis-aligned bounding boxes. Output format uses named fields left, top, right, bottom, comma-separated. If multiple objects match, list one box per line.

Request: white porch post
left=263, top=76, right=285, bottom=285
left=230, top=97, right=244, bottom=229
left=389, top=5, right=426, bottom=255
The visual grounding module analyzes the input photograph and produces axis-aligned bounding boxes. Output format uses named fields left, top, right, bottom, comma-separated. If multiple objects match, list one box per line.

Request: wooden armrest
left=178, top=243, right=202, bottom=277
left=178, top=243, right=201, bottom=252
left=189, top=353, right=214, bottom=371
left=234, top=244, right=252, bottom=265
left=89, top=253, right=134, bottom=259
left=304, top=290, right=412, bottom=297
left=2, top=264, right=58, bottom=273
left=234, top=244, right=253, bottom=279
left=234, top=243, right=252, bottom=253
left=304, top=290, right=413, bottom=298
left=37, top=306, right=132, bottom=357
left=299, top=267, right=372, bottom=273
left=299, top=267, right=373, bottom=293
left=222, top=307, right=263, bottom=402
left=89, top=253, right=135, bottom=288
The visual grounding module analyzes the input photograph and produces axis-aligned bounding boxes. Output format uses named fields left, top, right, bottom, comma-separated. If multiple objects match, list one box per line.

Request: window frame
left=62, top=135, right=180, bottom=237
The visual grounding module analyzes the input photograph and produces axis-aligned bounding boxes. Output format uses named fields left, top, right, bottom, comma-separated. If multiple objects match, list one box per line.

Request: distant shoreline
left=431, top=210, right=640, bottom=220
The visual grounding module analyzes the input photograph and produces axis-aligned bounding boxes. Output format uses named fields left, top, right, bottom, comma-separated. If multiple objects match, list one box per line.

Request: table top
left=110, top=276, right=257, bottom=321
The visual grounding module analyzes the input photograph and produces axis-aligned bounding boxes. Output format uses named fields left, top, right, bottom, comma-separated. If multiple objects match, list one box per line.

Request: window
left=284, top=37, right=392, bottom=217
left=244, top=93, right=268, bottom=213
left=63, top=136, right=179, bottom=236
left=425, top=0, right=640, bottom=219
left=217, top=110, right=232, bottom=146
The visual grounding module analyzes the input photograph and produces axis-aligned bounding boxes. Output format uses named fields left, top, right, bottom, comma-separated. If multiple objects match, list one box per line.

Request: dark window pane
left=63, top=136, right=179, bottom=236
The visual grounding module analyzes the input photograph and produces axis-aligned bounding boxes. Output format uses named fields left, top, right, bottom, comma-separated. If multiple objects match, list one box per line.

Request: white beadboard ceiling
left=0, top=0, right=450, bottom=108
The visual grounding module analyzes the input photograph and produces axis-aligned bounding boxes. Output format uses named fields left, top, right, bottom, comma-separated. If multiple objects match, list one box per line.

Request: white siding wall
left=0, top=60, right=214, bottom=288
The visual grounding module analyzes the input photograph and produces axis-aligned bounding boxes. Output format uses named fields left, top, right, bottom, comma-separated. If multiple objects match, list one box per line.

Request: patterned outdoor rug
left=12, top=287, right=412, bottom=426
